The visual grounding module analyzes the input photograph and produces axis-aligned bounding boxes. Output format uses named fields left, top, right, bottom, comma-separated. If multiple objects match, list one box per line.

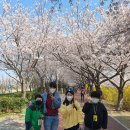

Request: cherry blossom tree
left=96, top=4, right=130, bottom=110
left=0, top=1, right=60, bottom=97
left=51, top=3, right=130, bottom=110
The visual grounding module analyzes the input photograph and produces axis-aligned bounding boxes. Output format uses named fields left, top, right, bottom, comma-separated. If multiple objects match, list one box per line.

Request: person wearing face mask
left=59, top=87, right=83, bottom=130
left=25, top=94, right=44, bottom=130
left=41, top=81, right=61, bottom=130
left=82, top=91, right=108, bottom=130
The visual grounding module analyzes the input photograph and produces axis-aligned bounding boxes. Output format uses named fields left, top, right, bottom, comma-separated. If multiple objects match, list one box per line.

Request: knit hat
left=66, top=87, right=74, bottom=95
left=91, top=91, right=101, bottom=99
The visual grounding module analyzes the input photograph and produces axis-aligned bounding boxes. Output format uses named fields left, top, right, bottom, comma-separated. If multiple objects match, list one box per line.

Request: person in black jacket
left=82, top=91, right=108, bottom=130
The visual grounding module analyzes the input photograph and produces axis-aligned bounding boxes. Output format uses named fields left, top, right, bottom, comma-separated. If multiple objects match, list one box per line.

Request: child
left=59, top=87, right=83, bottom=130
left=25, top=94, right=44, bottom=130
left=82, top=91, right=108, bottom=130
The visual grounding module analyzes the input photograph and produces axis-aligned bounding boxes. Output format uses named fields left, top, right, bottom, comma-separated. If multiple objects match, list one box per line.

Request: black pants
left=64, top=124, right=79, bottom=130
left=84, top=126, right=101, bottom=130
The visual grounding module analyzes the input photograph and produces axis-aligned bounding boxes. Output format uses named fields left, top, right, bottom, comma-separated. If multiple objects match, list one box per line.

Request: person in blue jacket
left=42, top=81, right=61, bottom=130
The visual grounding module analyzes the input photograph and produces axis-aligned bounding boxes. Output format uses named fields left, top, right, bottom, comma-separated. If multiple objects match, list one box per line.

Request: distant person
left=42, top=81, right=61, bottom=130
left=25, top=94, right=44, bottom=130
left=59, top=87, right=84, bottom=130
left=82, top=91, right=108, bottom=130
left=81, top=87, right=85, bottom=102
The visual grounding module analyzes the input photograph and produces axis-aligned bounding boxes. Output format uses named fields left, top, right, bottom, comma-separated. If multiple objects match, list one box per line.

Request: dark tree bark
left=116, top=89, right=123, bottom=110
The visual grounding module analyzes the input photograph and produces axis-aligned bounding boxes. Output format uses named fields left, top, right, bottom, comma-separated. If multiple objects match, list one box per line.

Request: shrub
left=26, top=91, right=35, bottom=101
left=0, top=96, right=26, bottom=113
left=123, top=85, right=130, bottom=111
left=101, top=86, right=118, bottom=106
left=13, top=92, right=22, bottom=97
left=0, top=92, right=22, bottom=97
left=101, top=85, right=130, bottom=111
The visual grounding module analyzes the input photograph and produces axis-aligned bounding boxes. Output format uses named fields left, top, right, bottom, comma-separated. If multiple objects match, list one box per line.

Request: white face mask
left=50, top=88, right=56, bottom=93
left=91, top=98, right=99, bottom=103
left=67, top=96, right=73, bottom=101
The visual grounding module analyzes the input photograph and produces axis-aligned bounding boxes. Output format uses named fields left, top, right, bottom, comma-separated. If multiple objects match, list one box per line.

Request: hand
left=50, top=94, right=55, bottom=100
left=73, top=101, right=80, bottom=110
left=79, top=124, right=84, bottom=130
left=85, top=96, right=91, bottom=103
left=73, top=103, right=77, bottom=110
left=28, top=101, right=33, bottom=107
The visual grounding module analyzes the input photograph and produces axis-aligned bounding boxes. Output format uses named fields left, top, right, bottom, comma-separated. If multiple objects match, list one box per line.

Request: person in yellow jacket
left=59, top=87, right=84, bottom=130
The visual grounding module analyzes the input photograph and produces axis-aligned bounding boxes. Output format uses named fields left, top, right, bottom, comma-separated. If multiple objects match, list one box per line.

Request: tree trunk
left=95, top=84, right=100, bottom=91
left=21, top=81, right=24, bottom=93
left=116, top=65, right=126, bottom=110
left=21, top=81, right=26, bottom=98
left=90, top=85, right=93, bottom=93
left=88, top=84, right=93, bottom=95
left=116, top=89, right=123, bottom=111
left=29, top=85, right=32, bottom=92
left=95, top=67, right=101, bottom=91
left=16, top=85, right=19, bottom=92
left=1, top=86, right=4, bottom=94
left=40, top=77, right=44, bottom=88
left=22, top=89, right=26, bottom=98
left=40, top=77, right=45, bottom=92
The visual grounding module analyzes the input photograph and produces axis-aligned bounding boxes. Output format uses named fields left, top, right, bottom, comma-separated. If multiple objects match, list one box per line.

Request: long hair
left=63, top=97, right=74, bottom=106
left=63, top=87, right=78, bottom=110
left=63, top=95, right=77, bottom=110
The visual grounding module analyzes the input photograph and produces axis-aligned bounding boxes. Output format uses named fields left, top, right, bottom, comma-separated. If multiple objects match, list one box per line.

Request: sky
left=0, top=71, right=16, bottom=82
left=0, top=0, right=111, bottom=13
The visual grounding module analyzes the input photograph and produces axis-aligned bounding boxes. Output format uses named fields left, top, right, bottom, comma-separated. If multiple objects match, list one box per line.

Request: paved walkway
left=0, top=119, right=24, bottom=130
left=0, top=92, right=129, bottom=130
left=107, top=116, right=129, bottom=130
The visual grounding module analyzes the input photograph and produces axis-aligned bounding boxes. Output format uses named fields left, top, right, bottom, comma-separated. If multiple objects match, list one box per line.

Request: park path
left=0, top=92, right=129, bottom=130
left=107, top=116, right=129, bottom=130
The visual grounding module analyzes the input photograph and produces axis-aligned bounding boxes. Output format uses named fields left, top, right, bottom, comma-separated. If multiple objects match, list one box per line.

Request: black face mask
left=36, top=100, right=42, bottom=106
